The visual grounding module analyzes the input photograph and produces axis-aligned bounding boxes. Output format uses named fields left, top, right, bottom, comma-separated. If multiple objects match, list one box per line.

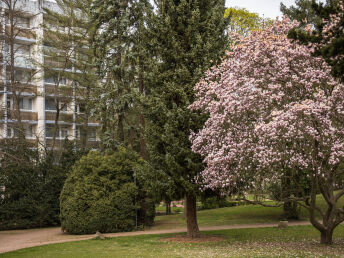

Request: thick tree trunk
left=320, top=228, right=334, bottom=245
left=282, top=169, right=299, bottom=220
left=185, top=194, right=200, bottom=238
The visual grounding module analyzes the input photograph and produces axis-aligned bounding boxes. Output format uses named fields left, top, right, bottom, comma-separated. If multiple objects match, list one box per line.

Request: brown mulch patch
left=160, top=234, right=225, bottom=243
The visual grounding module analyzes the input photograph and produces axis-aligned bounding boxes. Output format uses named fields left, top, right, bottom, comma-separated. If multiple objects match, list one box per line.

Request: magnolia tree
left=191, top=18, right=344, bottom=244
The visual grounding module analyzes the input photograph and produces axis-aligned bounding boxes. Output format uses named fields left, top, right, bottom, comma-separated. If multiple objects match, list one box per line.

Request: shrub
left=60, top=148, right=155, bottom=234
left=0, top=139, right=79, bottom=230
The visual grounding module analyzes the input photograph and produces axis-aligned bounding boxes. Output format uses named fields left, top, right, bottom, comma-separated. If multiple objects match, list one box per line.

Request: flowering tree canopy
left=191, top=18, right=344, bottom=244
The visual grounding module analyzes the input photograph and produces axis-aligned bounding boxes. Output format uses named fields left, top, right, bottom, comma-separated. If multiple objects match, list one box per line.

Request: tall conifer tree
left=145, top=0, right=229, bottom=237
left=92, top=0, right=152, bottom=151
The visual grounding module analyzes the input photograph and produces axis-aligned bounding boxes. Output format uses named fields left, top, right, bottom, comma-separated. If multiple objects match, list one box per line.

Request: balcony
left=44, top=56, right=73, bottom=70
left=75, top=140, right=100, bottom=149
left=5, top=55, right=35, bottom=69
left=45, top=138, right=99, bottom=149
left=0, top=81, right=37, bottom=95
left=0, top=110, right=38, bottom=121
left=45, top=112, right=73, bottom=123
left=45, top=85, right=73, bottom=96
left=5, top=25, right=36, bottom=40
left=76, top=115, right=100, bottom=125
left=45, top=138, right=68, bottom=148
left=0, top=138, right=38, bottom=147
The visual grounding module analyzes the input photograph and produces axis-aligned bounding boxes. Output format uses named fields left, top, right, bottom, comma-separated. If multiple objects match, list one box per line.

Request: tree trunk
left=282, top=169, right=299, bottom=220
left=117, top=113, right=124, bottom=142
left=185, top=194, right=200, bottom=238
left=165, top=200, right=171, bottom=215
left=283, top=200, right=299, bottom=220
left=138, top=55, right=147, bottom=160
left=320, top=228, right=334, bottom=245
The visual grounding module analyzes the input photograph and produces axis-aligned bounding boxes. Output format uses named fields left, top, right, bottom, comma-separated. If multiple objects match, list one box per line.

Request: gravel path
left=0, top=221, right=310, bottom=254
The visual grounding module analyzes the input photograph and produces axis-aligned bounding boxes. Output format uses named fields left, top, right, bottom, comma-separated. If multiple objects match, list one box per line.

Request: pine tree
left=145, top=0, right=229, bottom=238
left=282, top=0, right=344, bottom=81
left=280, top=0, right=321, bottom=26
left=92, top=0, right=152, bottom=153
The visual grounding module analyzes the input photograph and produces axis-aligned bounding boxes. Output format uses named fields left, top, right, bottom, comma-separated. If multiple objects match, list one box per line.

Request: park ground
left=1, top=196, right=344, bottom=257
left=1, top=225, right=344, bottom=257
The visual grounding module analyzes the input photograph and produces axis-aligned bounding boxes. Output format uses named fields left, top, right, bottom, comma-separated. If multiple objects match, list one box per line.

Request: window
left=26, top=125, right=34, bottom=138
left=75, top=129, right=80, bottom=139
left=14, top=44, right=30, bottom=56
left=45, top=99, right=56, bottom=111
left=7, top=127, right=19, bottom=138
left=7, top=128, right=12, bottom=138
left=60, top=128, right=68, bottom=138
left=60, top=102, right=68, bottom=112
left=7, top=16, right=30, bottom=28
left=19, top=98, right=33, bottom=110
left=14, top=16, right=30, bottom=28
left=6, top=100, right=11, bottom=109
left=7, top=70, right=32, bottom=83
left=44, top=75, right=66, bottom=85
left=78, top=103, right=86, bottom=113
left=88, top=129, right=97, bottom=141
left=46, top=126, right=69, bottom=139
left=46, top=125, right=54, bottom=138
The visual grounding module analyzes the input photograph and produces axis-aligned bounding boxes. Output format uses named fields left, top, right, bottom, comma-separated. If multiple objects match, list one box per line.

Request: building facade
left=0, top=0, right=99, bottom=149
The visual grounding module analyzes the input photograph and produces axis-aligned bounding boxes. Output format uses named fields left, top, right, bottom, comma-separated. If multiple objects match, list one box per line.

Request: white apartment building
left=0, top=0, right=99, bottom=149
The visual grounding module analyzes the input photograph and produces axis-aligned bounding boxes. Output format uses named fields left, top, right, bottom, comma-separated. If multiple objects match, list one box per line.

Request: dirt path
left=0, top=221, right=310, bottom=254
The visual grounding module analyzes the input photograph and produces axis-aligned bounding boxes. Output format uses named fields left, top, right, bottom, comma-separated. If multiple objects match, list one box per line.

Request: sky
left=225, top=0, right=297, bottom=19
left=44, top=0, right=297, bottom=19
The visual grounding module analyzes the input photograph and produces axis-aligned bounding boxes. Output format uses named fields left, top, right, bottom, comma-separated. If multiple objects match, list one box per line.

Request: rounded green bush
left=60, top=148, right=149, bottom=234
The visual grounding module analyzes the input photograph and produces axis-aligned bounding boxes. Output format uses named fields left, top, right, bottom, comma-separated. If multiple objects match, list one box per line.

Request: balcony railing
left=76, top=115, right=100, bottom=124
left=45, top=85, right=73, bottom=96
left=45, top=112, right=73, bottom=123
left=5, top=25, right=36, bottom=40
left=0, top=138, right=38, bottom=147
left=45, top=138, right=100, bottom=149
left=45, top=138, right=67, bottom=148
left=0, top=81, right=38, bottom=94
left=75, top=140, right=100, bottom=149
left=0, top=110, right=38, bottom=121
left=4, top=55, right=35, bottom=69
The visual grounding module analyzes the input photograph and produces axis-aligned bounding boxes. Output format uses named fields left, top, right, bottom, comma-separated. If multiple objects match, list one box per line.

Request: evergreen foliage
left=282, top=0, right=344, bottom=81
left=0, top=139, right=79, bottom=230
left=144, top=0, right=229, bottom=237
left=280, top=0, right=322, bottom=26
left=60, top=148, right=155, bottom=234
left=91, top=0, right=152, bottom=149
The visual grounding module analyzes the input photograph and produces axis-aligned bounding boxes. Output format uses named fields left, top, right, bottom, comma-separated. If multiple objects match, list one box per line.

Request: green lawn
left=153, top=205, right=284, bottom=230
left=153, top=192, right=344, bottom=230
left=155, top=205, right=184, bottom=214
left=2, top=225, right=344, bottom=257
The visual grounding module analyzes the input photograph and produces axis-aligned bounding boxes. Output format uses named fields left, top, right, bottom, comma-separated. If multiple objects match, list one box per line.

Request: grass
left=2, top=225, right=344, bottom=257
left=153, top=204, right=284, bottom=230
left=152, top=191, right=344, bottom=230
left=155, top=206, right=184, bottom=214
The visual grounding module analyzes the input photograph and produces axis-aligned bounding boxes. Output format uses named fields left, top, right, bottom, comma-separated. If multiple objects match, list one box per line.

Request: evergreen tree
left=145, top=0, right=229, bottom=238
left=282, top=0, right=344, bottom=81
left=92, top=0, right=152, bottom=153
left=280, top=0, right=321, bottom=26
